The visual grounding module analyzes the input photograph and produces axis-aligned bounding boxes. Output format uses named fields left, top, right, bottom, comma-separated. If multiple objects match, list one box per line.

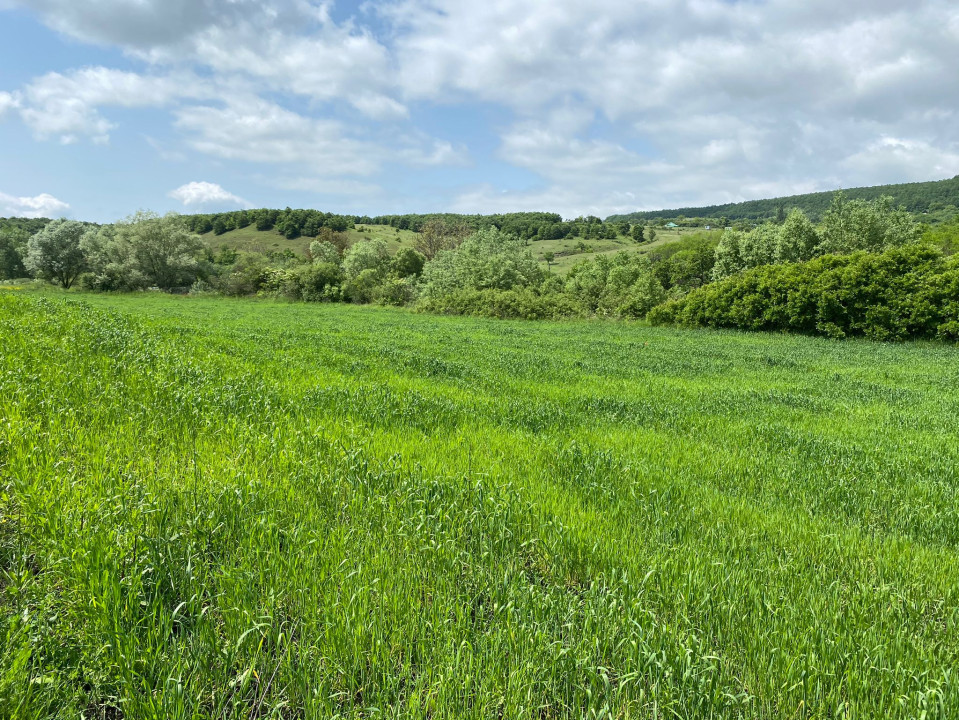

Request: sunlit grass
left=1, top=291, right=957, bottom=718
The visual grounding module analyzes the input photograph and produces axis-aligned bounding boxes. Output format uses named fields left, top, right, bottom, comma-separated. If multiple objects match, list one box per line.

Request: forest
left=608, top=174, right=959, bottom=225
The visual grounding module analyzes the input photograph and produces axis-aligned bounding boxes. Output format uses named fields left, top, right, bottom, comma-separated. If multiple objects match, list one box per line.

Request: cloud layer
left=2, top=0, right=959, bottom=217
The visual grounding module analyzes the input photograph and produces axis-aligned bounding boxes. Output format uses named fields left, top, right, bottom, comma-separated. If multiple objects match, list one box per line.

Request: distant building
left=665, top=222, right=679, bottom=228
left=704, top=225, right=711, bottom=230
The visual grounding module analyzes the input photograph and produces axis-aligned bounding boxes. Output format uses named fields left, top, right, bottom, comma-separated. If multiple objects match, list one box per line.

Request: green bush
left=373, top=276, right=418, bottom=306
left=649, top=244, right=959, bottom=340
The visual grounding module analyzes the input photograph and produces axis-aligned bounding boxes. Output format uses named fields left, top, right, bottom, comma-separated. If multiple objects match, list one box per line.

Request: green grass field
left=2, top=291, right=958, bottom=718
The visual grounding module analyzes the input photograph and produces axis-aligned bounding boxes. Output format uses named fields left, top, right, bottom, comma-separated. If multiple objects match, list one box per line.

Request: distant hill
left=607, top=176, right=959, bottom=224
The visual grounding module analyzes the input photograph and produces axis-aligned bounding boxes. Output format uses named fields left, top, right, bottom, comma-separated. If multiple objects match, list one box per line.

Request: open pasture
left=1, top=292, right=958, bottom=718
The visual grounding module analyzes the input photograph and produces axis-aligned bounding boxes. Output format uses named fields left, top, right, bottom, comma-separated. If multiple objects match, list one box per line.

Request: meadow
left=1, top=290, right=958, bottom=719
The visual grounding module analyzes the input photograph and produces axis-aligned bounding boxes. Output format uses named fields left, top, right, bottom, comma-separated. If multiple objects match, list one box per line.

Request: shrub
left=650, top=244, right=959, bottom=340
left=420, top=228, right=543, bottom=298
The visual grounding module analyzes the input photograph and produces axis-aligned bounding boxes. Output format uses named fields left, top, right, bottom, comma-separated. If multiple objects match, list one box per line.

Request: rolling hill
left=607, top=175, right=959, bottom=224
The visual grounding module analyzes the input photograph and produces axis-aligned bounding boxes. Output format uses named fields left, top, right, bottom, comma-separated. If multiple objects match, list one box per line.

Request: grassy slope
left=202, top=224, right=709, bottom=274
left=2, top=292, right=958, bottom=718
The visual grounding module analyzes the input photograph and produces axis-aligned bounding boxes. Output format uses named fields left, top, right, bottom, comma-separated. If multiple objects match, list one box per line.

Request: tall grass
left=1, top=291, right=958, bottom=718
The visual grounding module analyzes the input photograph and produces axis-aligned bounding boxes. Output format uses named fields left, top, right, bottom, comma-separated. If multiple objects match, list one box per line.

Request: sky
left=1, top=0, right=958, bottom=222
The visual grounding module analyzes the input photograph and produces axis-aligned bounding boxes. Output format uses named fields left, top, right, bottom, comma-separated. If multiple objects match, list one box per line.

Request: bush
left=217, top=253, right=271, bottom=297
left=649, top=244, right=959, bottom=341
left=373, top=276, right=418, bottom=306
left=420, top=228, right=543, bottom=298
left=565, top=251, right=666, bottom=316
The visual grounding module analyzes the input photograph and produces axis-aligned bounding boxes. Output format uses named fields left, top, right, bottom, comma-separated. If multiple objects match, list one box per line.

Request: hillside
left=607, top=175, right=959, bottom=224
left=200, top=222, right=712, bottom=274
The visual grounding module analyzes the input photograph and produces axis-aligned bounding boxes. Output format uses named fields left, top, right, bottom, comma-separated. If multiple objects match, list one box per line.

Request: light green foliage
left=23, top=219, right=88, bottom=289
left=565, top=252, right=666, bottom=317
left=738, top=222, right=779, bottom=270
left=713, top=198, right=921, bottom=281
left=262, top=262, right=343, bottom=303
left=420, top=227, right=543, bottom=298
left=565, top=251, right=666, bottom=317
left=712, top=228, right=745, bottom=280
left=83, top=211, right=205, bottom=291
left=818, top=193, right=920, bottom=254
left=80, top=224, right=147, bottom=291
left=776, top=208, right=819, bottom=263
left=309, top=239, right=342, bottom=266
left=2, top=291, right=959, bottom=717
left=218, top=252, right=271, bottom=296
left=343, top=266, right=383, bottom=303
left=648, top=233, right=719, bottom=291
left=342, top=238, right=390, bottom=281
left=923, top=216, right=959, bottom=255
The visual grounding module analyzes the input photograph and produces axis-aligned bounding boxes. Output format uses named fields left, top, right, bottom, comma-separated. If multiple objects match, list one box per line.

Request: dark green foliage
left=390, top=247, right=426, bottom=278
left=265, top=262, right=343, bottom=302
left=185, top=208, right=629, bottom=247
left=186, top=208, right=357, bottom=239
left=0, top=216, right=52, bottom=236
left=217, top=253, right=272, bottom=296
left=647, top=233, right=719, bottom=290
left=0, top=227, right=29, bottom=279
left=649, top=244, right=959, bottom=340
left=609, top=175, right=959, bottom=224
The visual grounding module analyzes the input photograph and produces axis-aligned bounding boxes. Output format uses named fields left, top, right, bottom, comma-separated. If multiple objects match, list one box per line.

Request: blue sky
left=1, top=0, right=958, bottom=222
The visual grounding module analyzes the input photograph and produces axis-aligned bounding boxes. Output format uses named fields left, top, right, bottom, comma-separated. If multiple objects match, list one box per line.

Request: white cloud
left=16, top=67, right=212, bottom=143
left=0, top=91, right=19, bottom=117
left=841, top=137, right=959, bottom=184
left=169, top=181, right=248, bottom=207
left=350, top=93, right=409, bottom=121
left=0, top=191, right=70, bottom=218
left=11, top=0, right=406, bottom=120
left=385, top=0, right=959, bottom=212
left=173, top=97, right=381, bottom=174
left=5, top=0, right=959, bottom=215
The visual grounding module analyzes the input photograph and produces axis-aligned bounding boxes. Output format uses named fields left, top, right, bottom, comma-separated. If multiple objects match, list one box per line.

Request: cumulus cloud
left=173, top=97, right=381, bottom=174
left=4, top=0, right=959, bottom=214
left=16, top=67, right=212, bottom=143
left=168, top=181, right=248, bottom=207
left=385, top=0, right=959, bottom=211
left=0, top=191, right=70, bottom=218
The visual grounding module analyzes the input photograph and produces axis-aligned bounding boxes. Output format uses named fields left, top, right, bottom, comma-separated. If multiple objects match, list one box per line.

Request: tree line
left=608, top=175, right=959, bottom=225
left=5, top=192, right=959, bottom=341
